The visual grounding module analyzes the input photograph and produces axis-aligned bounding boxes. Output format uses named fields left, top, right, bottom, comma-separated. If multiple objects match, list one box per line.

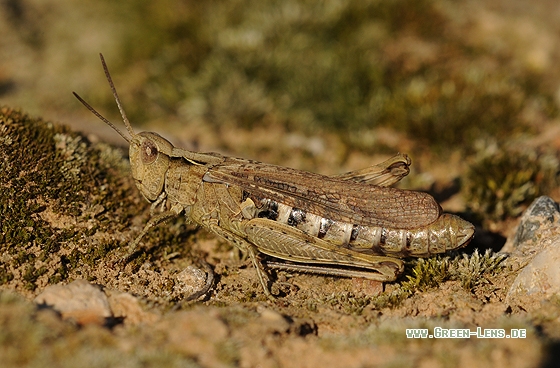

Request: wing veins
left=205, top=159, right=440, bottom=229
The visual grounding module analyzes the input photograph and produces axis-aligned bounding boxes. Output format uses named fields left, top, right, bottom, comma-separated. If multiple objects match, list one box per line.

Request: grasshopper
left=74, top=54, right=475, bottom=298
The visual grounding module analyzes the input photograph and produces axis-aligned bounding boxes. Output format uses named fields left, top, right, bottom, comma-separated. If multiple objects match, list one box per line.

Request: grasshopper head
left=129, top=132, right=173, bottom=202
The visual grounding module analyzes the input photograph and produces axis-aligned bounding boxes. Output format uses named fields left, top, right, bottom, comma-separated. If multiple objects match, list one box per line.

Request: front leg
left=124, top=203, right=184, bottom=260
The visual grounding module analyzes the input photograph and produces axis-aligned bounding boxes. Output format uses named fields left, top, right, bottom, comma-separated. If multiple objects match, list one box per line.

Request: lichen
left=0, top=107, right=141, bottom=293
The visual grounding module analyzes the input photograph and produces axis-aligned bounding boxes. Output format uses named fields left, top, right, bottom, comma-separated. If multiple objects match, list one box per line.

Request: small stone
left=503, top=196, right=560, bottom=307
left=174, top=265, right=209, bottom=296
left=507, top=240, right=560, bottom=302
left=34, top=279, right=112, bottom=326
left=105, top=289, right=160, bottom=325
left=502, top=196, right=560, bottom=254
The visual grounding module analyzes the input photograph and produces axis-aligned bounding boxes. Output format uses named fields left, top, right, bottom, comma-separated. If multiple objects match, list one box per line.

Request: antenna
left=72, top=53, right=136, bottom=143
left=72, top=92, right=130, bottom=143
left=98, top=53, right=136, bottom=139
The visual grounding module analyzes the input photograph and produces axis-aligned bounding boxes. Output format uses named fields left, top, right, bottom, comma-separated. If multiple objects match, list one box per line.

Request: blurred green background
left=2, top=0, right=560, bottom=224
left=2, top=0, right=559, bottom=147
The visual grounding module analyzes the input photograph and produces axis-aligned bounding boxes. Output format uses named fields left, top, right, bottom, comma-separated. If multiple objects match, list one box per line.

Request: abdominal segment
left=251, top=196, right=473, bottom=258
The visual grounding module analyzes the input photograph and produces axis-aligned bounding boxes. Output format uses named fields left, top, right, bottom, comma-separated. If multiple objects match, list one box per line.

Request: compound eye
left=141, top=140, right=158, bottom=164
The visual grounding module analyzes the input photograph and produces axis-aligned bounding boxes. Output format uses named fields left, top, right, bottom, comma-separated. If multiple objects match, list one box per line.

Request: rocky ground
left=1, top=107, right=560, bottom=368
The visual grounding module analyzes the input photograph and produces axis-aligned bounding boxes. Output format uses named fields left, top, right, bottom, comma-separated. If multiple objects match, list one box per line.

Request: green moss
left=449, top=249, right=507, bottom=291
left=400, top=256, right=450, bottom=292
left=463, top=144, right=559, bottom=223
left=313, top=254, right=463, bottom=312
left=0, top=107, right=140, bottom=293
left=369, top=288, right=410, bottom=310
left=22, top=266, right=48, bottom=291
left=371, top=250, right=507, bottom=309
left=0, top=267, right=14, bottom=285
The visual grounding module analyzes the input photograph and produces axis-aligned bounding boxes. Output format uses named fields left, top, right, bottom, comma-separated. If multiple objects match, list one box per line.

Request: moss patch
left=0, top=107, right=139, bottom=294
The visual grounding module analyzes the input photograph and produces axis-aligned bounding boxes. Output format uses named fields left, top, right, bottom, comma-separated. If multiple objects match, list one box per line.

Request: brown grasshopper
left=74, top=54, right=475, bottom=298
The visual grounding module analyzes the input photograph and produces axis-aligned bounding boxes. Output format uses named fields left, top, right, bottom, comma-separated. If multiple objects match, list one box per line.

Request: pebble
left=174, top=265, right=210, bottom=295
left=35, top=279, right=112, bottom=326
left=34, top=279, right=159, bottom=326
left=503, top=196, right=560, bottom=305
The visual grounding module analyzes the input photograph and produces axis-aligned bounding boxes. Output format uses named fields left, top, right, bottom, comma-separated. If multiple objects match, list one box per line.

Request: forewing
left=203, top=158, right=441, bottom=229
